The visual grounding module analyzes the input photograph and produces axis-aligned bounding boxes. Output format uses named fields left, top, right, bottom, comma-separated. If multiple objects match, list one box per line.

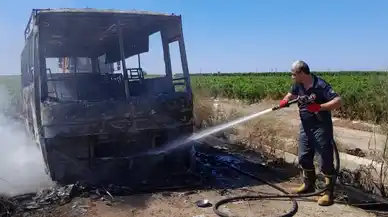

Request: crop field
left=0, top=75, right=22, bottom=117
left=0, top=71, right=387, bottom=123
left=190, top=71, right=388, bottom=123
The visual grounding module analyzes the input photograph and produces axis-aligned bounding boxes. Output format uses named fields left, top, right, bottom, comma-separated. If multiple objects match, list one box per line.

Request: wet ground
left=6, top=142, right=385, bottom=217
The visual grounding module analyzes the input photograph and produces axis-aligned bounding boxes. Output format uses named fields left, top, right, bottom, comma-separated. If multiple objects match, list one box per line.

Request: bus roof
left=25, top=8, right=182, bottom=60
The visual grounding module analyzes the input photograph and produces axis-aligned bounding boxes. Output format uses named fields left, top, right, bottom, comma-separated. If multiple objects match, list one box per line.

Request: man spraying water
left=279, top=60, right=342, bottom=206
left=132, top=60, right=340, bottom=207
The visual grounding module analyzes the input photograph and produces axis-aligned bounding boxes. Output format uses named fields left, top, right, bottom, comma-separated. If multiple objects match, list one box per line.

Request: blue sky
left=0, top=0, right=387, bottom=75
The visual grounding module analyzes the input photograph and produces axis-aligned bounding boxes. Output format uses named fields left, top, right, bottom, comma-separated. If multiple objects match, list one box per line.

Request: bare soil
left=24, top=183, right=375, bottom=217
left=21, top=142, right=380, bottom=217
left=212, top=98, right=387, bottom=158
left=14, top=97, right=387, bottom=217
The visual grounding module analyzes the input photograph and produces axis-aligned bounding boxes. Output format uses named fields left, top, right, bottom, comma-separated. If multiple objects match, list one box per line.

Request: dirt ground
left=212, top=98, right=387, bottom=157
left=14, top=98, right=387, bottom=217
left=25, top=183, right=375, bottom=217
left=22, top=142, right=380, bottom=217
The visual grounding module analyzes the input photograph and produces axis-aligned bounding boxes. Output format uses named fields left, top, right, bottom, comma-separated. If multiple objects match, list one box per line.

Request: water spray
left=188, top=97, right=300, bottom=141
left=134, top=98, right=301, bottom=159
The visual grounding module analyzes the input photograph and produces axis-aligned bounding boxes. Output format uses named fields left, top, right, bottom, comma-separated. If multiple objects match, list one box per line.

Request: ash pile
left=1, top=183, right=87, bottom=216
left=0, top=182, right=140, bottom=216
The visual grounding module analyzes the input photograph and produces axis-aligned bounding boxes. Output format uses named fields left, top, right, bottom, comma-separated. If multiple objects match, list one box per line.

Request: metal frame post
left=137, top=54, right=143, bottom=79
left=38, top=33, right=48, bottom=101
left=177, top=20, right=191, bottom=92
left=117, top=19, right=130, bottom=99
left=32, top=24, right=43, bottom=138
left=91, top=58, right=98, bottom=73
left=137, top=54, right=141, bottom=68
left=161, top=31, right=172, bottom=79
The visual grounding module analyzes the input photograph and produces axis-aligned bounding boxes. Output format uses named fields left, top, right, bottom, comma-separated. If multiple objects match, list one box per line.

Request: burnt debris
left=0, top=144, right=249, bottom=216
left=1, top=144, right=385, bottom=216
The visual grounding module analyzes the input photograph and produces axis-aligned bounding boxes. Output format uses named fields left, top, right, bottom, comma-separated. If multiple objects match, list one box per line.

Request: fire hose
left=213, top=139, right=339, bottom=217
left=212, top=96, right=387, bottom=217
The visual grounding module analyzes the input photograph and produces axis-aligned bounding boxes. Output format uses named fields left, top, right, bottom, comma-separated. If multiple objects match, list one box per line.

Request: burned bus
left=20, top=8, right=194, bottom=185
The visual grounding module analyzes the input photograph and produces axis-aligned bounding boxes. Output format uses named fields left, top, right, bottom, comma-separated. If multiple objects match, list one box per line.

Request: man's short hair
left=291, top=60, right=310, bottom=74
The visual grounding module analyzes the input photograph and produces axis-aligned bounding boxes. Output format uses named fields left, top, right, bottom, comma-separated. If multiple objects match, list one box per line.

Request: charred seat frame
left=20, top=8, right=194, bottom=185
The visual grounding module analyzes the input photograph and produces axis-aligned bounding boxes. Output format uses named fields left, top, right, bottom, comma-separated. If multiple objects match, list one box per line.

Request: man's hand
left=279, top=99, right=289, bottom=108
left=307, top=103, right=321, bottom=112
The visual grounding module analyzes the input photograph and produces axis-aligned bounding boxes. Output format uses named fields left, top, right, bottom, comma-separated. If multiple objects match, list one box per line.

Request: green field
left=0, top=75, right=22, bottom=117
left=190, top=71, right=388, bottom=123
left=1, top=71, right=387, bottom=124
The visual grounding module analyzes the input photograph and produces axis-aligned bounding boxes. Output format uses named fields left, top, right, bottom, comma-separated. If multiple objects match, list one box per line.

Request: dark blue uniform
left=290, top=74, right=339, bottom=175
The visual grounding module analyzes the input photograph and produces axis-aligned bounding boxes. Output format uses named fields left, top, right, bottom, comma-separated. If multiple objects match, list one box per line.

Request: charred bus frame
left=21, top=8, right=194, bottom=184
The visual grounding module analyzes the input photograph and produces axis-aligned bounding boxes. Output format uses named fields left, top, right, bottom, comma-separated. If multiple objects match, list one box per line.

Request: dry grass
left=192, top=92, right=240, bottom=137
left=360, top=123, right=388, bottom=196
left=235, top=120, right=291, bottom=155
left=192, top=93, right=214, bottom=130
left=192, top=93, right=291, bottom=166
left=192, top=93, right=388, bottom=197
left=341, top=123, right=388, bottom=197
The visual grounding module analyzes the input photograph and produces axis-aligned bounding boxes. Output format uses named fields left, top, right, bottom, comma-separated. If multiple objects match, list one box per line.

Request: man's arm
left=320, top=96, right=341, bottom=111
left=283, top=83, right=299, bottom=101
left=283, top=92, right=298, bottom=101
left=320, top=84, right=342, bottom=111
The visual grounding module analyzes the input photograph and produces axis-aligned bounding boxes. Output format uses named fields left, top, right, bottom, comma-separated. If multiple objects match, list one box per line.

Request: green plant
left=191, top=71, right=388, bottom=123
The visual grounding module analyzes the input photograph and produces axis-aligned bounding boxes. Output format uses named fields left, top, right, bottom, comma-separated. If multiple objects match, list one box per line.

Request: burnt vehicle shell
left=41, top=93, right=193, bottom=138
left=20, top=8, right=194, bottom=185
left=40, top=73, right=193, bottom=138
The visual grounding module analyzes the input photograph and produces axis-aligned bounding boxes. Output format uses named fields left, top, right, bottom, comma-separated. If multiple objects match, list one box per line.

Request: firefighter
left=279, top=60, right=342, bottom=206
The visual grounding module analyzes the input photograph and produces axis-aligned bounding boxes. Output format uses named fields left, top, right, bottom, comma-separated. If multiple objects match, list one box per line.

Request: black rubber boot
left=291, top=169, right=316, bottom=194
left=318, top=175, right=335, bottom=206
